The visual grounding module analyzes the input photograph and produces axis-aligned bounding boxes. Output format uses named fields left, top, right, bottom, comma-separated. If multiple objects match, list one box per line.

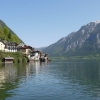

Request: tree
left=8, top=32, right=12, bottom=39
left=3, top=27, right=9, bottom=36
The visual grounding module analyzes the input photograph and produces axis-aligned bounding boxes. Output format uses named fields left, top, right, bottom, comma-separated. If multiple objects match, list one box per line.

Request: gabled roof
left=0, top=39, right=6, bottom=44
left=31, top=50, right=41, bottom=53
left=4, top=56, right=14, bottom=59
left=19, top=45, right=33, bottom=49
left=3, top=40, right=8, bottom=44
left=7, top=42, right=18, bottom=46
left=17, top=43, right=25, bottom=47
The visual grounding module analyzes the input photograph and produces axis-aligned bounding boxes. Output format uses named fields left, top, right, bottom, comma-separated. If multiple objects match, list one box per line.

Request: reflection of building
left=26, top=62, right=41, bottom=77
left=4, top=63, right=17, bottom=82
left=40, top=61, right=48, bottom=66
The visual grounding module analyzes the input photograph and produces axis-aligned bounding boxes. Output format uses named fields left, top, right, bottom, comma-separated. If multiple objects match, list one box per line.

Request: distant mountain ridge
left=0, top=20, right=23, bottom=44
left=42, top=21, right=100, bottom=57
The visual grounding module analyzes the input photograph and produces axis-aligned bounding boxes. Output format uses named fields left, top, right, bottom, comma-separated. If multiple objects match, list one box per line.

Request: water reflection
left=0, top=62, right=49, bottom=100
left=26, top=62, right=41, bottom=77
left=51, top=60, right=100, bottom=98
left=1, top=60, right=100, bottom=100
left=25, top=61, right=48, bottom=77
left=0, top=63, right=17, bottom=85
left=0, top=62, right=48, bottom=85
left=0, top=63, right=18, bottom=100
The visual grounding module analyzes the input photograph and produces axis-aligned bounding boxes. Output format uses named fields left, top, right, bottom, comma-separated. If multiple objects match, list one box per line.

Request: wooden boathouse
left=2, top=57, right=14, bottom=63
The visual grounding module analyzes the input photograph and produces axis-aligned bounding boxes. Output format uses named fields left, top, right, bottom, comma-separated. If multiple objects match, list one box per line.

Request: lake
left=0, top=59, right=100, bottom=100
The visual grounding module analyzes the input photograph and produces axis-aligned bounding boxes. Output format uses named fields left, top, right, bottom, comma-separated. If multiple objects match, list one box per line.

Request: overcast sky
left=0, top=0, right=100, bottom=48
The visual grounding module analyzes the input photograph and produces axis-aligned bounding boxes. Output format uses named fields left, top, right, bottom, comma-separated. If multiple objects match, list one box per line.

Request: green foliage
left=22, top=57, right=27, bottom=63
left=8, top=32, right=12, bottom=39
left=0, top=20, right=27, bottom=63
left=0, top=20, right=23, bottom=43
left=0, top=51, right=28, bottom=63
left=3, top=27, right=9, bottom=36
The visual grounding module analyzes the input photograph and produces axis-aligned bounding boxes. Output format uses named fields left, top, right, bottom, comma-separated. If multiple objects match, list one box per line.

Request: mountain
left=0, top=20, right=23, bottom=43
left=42, top=21, right=100, bottom=57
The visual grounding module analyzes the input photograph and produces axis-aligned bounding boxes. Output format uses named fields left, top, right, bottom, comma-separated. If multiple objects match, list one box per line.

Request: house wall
left=4, top=59, right=13, bottom=63
left=34, top=53, right=40, bottom=60
left=18, top=48, right=26, bottom=54
left=0, top=41, right=5, bottom=51
left=5, top=48, right=8, bottom=52
left=5, top=49, right=17, bottom=52
left=21, top=49, right=26, bottom=52
left=26, top=49, right=31, bottom=54
left=5, top=43, right=18, bottom=52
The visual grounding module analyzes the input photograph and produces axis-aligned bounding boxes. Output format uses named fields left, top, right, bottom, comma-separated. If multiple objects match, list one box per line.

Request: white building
left=0, top=40, right=6, bottom=51
left=5, top=42, right=18, bottom=52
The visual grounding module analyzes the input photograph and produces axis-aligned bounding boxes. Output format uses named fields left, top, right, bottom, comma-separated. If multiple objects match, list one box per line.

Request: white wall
left=0, top=41, right=5, bottom=51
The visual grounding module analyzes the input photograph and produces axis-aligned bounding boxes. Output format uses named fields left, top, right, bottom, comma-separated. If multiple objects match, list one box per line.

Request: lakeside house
left=28, top=50, right=49, bottom=62
left=0, top=40, right=18, bottom=52
left=2, top=57, right=14, bottom=63
left=5, top=42, right=18, bottom=52
left=40, top=53, right=48, bottom=62
left=0, top=39, right=49, bottom=62
left=17, top=43, right=25, bottom=47
left=0, top=40, right=5, bottom=51
left=28, top=50, right=41, bottom=62
left=17, top=44, right=33, bottom=56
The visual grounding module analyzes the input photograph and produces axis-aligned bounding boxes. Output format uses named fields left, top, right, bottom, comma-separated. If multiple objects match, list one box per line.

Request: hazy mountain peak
left=92, top=20, right=100, bottom=23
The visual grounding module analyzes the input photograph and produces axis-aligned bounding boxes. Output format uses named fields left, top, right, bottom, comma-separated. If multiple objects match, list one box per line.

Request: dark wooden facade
left=3, top=57, right=14, bottom=63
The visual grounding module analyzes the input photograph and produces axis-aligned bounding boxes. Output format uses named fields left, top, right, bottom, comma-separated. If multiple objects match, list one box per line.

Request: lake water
left=0, top=60, right=100, bottom=100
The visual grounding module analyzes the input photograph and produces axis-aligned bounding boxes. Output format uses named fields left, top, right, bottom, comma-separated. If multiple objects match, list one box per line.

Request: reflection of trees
left=0, top=63, right=18, bottom=100
left=4, top=63, right=17, bottom=82
left=0, top=63, right=29, bottom=100
left=0, top=62, right=48, bottom=100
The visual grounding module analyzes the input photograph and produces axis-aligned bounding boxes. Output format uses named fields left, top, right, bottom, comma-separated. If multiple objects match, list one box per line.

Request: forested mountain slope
left=0, top=20, right=23, bottom=44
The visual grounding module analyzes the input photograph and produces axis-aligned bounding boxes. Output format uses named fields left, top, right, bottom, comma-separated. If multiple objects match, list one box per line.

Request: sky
left=0, top=0, right=100, bottom=48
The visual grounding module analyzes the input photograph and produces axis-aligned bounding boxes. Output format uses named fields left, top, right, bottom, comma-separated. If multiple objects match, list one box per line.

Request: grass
left=0, top=51, right=28, bottom=63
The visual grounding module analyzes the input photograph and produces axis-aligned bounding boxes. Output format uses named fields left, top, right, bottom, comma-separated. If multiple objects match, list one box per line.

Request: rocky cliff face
left=43, top=21, right=100, bottom=56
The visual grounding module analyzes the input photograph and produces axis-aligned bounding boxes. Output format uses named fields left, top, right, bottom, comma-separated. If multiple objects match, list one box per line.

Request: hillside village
left=0, top=39, right=49, bottom=63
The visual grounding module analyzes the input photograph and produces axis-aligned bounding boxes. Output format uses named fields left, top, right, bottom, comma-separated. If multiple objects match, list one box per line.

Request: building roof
left=19, top=45, right=33, bottom=49
left=0, top=39, right=6, bottom=44
left=3, top=40, right=8, bottom=44
left=17, top=43, right=25, bottom=47
left=4, top=57, right=14, bottom=59
left=31, top=50, right=41, bottom=53
left=7, top=42, right=18, bottom=46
